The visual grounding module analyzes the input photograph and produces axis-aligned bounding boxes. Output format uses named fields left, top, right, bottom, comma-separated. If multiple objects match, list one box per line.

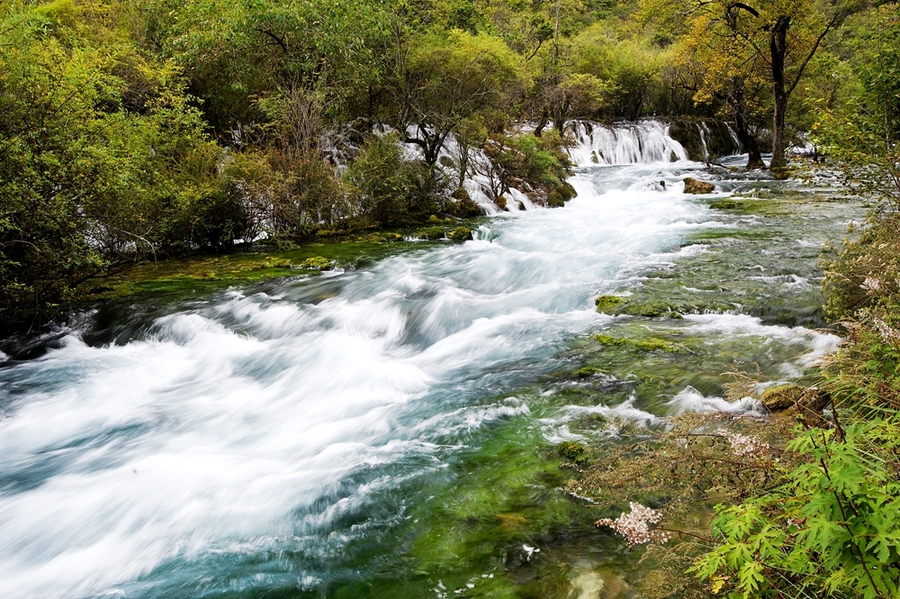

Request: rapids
left=0, top=123, right=861, bottom=598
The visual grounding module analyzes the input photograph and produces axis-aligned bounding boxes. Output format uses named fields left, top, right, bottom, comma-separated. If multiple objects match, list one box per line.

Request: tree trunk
left=769, top=16, right=790, bottom=170
left=533, top=110, right=548, bottom=137
left=728, top=82, right=764, bottom=169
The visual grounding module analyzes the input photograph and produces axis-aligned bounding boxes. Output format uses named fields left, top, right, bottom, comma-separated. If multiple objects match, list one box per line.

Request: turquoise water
left=0, top=139, right=862, bottom=598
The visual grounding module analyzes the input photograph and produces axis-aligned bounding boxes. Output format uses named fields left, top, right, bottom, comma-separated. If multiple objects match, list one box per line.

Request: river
left=0, top=123, right=862, bottom=598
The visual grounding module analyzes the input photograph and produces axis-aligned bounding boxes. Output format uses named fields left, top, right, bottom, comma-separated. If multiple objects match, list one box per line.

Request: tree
left=649, top=0, right=853, bottom=168
left=384, top=26, right=525, bottom=167
left=0, top=0, right=229, bottom=331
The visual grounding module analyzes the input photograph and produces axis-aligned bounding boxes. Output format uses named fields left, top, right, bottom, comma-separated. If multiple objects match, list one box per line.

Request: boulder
left=760, top=385, right=832, bottom=427
left=760, top=384, right=805, bottom=411
left=447, top=226, right=472, bottom=241
left=683, top=177, right=715, bottom=194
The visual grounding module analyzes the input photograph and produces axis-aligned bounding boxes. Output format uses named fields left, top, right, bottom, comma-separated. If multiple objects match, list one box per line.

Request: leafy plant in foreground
left=690, top=417, right=900, bottom=599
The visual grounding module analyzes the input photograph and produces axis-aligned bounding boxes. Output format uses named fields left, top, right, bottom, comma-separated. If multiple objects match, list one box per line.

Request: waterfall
left=567, top=120, right=689, bottom=167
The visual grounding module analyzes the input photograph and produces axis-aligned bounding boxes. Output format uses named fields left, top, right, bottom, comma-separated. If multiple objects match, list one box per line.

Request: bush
left=484, top=131, right=574, bottom=206
left=345, top=134, right=442, bottom=225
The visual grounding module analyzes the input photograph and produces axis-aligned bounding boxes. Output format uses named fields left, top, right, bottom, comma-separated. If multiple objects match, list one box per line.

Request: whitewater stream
left=0, top=123, right=863, bottom=598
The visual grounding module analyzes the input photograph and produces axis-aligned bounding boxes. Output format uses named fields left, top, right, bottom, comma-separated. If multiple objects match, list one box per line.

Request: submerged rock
left=683, top=177, right=716, bottom=194
left=709, top=199, right=739, bottom=210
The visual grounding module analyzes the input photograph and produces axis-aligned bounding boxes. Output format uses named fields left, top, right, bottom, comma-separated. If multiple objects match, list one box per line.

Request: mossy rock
left=558, top=441, right=587, bottom=462
left=595, top=295, right=626, bottom=312
left=683, top=177, right=715, bottom=194
left=448, top=191, right=484, bottom=218
left=574, top=366, right=603, bottom=378
left=709, top=200, right=739, bottom=210
left=760, top=384, right=806, bottom=411
left=594, top=334, right=683, bottom=353
left=495, top=195, right=508, bottom=210
left=576, top=413, right=608, bottom=429
left=447, top=226, right=472, bottom=241
left=619, top=303, right=684, bottom=319
left=452, top=187, right=470, bottom=201
left=559, top=181, right=577, bottom=201
left=303, top=256, right=331, bottom=270
left=547, top=191, right=565, bottom=208
left=418, top=226, right=445, bottom=240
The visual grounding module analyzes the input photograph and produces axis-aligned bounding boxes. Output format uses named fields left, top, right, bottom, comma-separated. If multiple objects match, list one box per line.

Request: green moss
left=89, top=238, right=416, bottom=300
left=594, top=334, right=684, bottom=353
left=633, top=338, right=683, bottom=352
left=619, top=303, right=684, bottom=318
left=595, top=295, right=626, bottom=312
left=547, top=190, right=565, bottom=208
left=303, top=256, right=331, bottom=270
left=447, top=226, right=473, bottom=241
left=760, top=384, right=806, bottom=411
left=574, top=366, right=604, bottom=378
left=417, top=226, right=446, bottom=240
left=594, top=334, right=627, bottom=346
left=558, top=441, right=588, bottom=462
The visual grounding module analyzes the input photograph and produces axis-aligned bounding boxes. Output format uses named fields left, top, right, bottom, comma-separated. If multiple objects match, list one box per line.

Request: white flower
left=595, top=502, right=670, bottom=547
left=718, top=429, right=769, bottom=458
left=862, top=277, right=882, bottom=292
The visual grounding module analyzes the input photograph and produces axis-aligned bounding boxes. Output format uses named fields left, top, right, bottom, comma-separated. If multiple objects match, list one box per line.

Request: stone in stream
left=760, top=384, right=833, bottom=428
left=760, top=384, right=806, bottom=411
left=683, top=177, right=715, bottom=194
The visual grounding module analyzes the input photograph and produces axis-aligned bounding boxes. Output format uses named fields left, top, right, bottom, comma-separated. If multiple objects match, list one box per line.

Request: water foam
left=0, top=155, right=760, bottom=599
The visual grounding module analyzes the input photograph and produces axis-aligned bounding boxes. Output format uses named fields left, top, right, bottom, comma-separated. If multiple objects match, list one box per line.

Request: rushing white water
left=0, top=128, right=838, bottom=598
left=567, top=121, right=688, bottom=166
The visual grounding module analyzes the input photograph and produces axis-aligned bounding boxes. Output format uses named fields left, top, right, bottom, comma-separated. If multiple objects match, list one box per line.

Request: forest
left=2, top=0, right=895, bottom=330
left=2, top=1, right=900, bottom=597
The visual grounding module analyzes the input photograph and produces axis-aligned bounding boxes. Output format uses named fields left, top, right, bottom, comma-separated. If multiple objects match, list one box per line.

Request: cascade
left=567, top=120, right=689, bottom=167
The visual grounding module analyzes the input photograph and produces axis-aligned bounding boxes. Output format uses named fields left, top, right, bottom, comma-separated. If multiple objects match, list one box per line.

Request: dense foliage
left=0, top=0, right=895, bottom=330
